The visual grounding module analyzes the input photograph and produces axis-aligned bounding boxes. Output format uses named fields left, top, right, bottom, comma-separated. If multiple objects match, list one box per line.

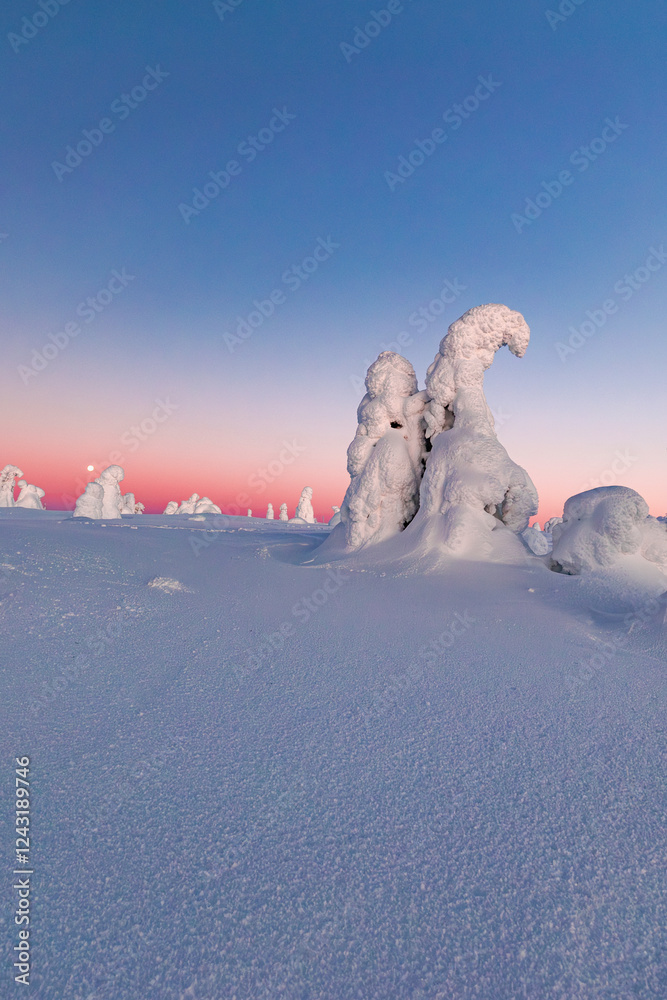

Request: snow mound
left=550, top=486, right=667, bottom=575
left=147, top=577, right=193, bottom=593
left=521, top=525, right=550, bottom=556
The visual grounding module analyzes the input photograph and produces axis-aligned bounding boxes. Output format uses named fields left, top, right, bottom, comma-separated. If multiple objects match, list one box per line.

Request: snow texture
left=4, top=512, right=667, bottom=1000
left=295, top=487, right=316, bottom=524
left=340, top=353, right=429, bottom=550
left=408, top=304, right=538, bottom=556
left=0, top=464, right=23, bottom=506
left=544, top=516, right=563, bottom=534
left=266, top=503, right=274, bottom=520
left=551, top=486, right=667, bottom=575
left=163, top=501, right=179, bottom=515
left=15, top=479, right=46, bottom=510
left=95, top=465, right=125, bottom=519
left=73, top=481, right=103, bottom=518
left=279, top=503, right=288, bottom=521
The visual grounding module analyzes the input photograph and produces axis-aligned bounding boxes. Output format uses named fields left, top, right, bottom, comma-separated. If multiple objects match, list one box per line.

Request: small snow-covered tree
left=121, top=492, right=136, bottom=514
left=15, top=480, right=45, bottom=510
left=544, top=516, right=563, bottom=534
left=134, top=501, right=145, bottom=514
left=177, top=493, right=200, bottom=514
left=295, top=487, right=316, bottom=523
left=163, top=501, right=179, bottom=514
left=195, top=497, right=222, bottom=514
left=408, top=304, right=538, bottom=555
left=329, top=505, right=341, bottom=527
left=95, top=465, right=124, bottom=519
left=266, top=503, right=274, bottom=519
left=0, top=465, right=22, bottom=507
left=247, top=509, right=252, bottom=517
left=73, top=481, right=103, bottom=518
left=340, top=352, right=428, bottom=549
left=279, top=503, right=288, bottom=521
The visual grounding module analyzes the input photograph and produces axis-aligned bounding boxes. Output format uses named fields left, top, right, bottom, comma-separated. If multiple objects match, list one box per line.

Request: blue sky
left=2, top=0, right=666, bottom=516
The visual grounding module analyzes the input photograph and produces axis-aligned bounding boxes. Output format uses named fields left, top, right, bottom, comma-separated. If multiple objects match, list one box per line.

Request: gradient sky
left=2, top=0, right=666, bottom=521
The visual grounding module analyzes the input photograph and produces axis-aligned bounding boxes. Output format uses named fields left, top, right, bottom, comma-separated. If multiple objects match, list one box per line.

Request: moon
left=87, top=465, right=95, bottom=471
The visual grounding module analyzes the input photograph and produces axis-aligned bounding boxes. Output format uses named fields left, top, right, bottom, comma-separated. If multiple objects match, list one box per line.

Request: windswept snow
left=2, top=510, right=666, bottom=1000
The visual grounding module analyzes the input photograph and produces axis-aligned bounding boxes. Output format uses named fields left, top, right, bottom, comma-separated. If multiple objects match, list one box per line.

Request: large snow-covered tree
left=408, top=304, right=538, bottom=555
left=340, top=352, right=428, bottom=549
left=73, top=481, right=103, bottom=518
left=295, top=487, right=316, bottom=523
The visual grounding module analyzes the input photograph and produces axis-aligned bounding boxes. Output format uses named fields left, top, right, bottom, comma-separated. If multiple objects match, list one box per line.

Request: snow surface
left=2, top=510, right=666, bottom=999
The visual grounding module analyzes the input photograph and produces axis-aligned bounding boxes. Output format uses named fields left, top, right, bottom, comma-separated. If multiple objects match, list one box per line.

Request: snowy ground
left=2, top=510, right=666, bottom=999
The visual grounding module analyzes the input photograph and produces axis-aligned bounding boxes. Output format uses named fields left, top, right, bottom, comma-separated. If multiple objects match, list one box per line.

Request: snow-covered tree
left=177, top=493, right=200, bottom=515
left=134, top=502, right=145, bottom=514
left=0, top=465, right=22, bottom=507
left=340, top=352, right=429, bottom=549
left=266, top=503, right=274, bottom=519
left=329, top=505, right=341, bottom=527
left=408, top=304, right=538, bottom=555
left=15, top=480, right=45, bottom=510
left=163, top=501, right=179, bottom=514
left=550, top=486, right=667, bottom=575
left=544, top=516, right=563, bottom=534
left=195, top=497, right=222, bottom=514
left=73, top=481, right=103, bottom=518
left=295, top=487, right=316, bottom=523
left=247, top=509, right=252, bottom=517
left=121, top=492, right=136, bottom=514
left=95, top=465, right=124, bottom=519
left=279, top=503, right=288, bottom=521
